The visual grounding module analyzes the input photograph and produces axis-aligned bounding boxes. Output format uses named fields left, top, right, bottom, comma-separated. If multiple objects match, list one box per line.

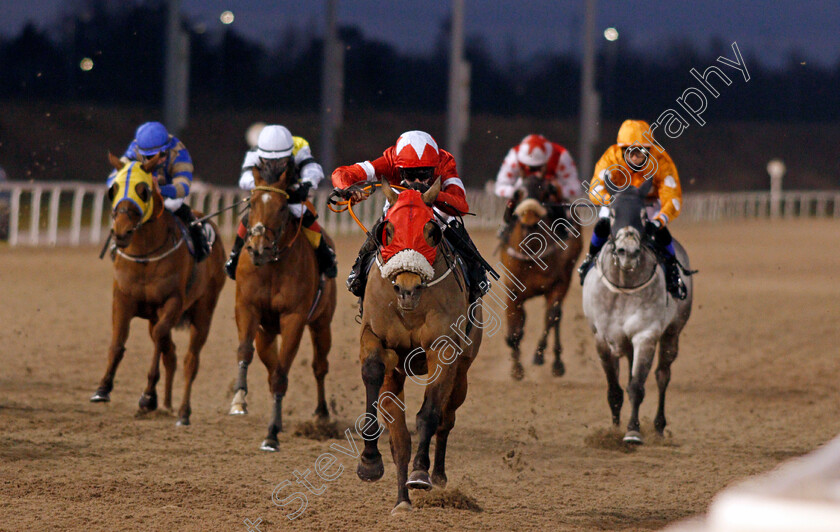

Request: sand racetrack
left=1, top=220, right=838, bottom=531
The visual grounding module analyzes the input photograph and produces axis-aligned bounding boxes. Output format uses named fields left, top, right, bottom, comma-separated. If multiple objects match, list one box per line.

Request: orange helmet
left=616, top=120, right=653, bottom=147
left=516, top=134, right=552, bottom=167
left=394, top=130, right=440, bottom=168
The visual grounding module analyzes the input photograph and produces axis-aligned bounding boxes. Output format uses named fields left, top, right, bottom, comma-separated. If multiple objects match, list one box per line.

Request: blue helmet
left=135, top=122, right=170, bottom=156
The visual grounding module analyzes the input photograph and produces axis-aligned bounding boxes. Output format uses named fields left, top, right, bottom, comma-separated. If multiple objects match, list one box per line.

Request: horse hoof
left=313, top=406, right=330, bottom=421
left=229, top=404, right=247, bottom=415
left=623, top=430, right=643, bottom=444
left=391, top=501, right=413, bottom=515
left=552, top=360, right=565, bottom=377
left=511, top=362, right=525, bottom=381
left=406, top=470, right=433, bottom=491
left=260, top=439, right=279, bottom=452
left=431, top=471, right=447, bottom=488
left=357, top=456, right=384, bottom=482
left=532, top=352, right=545, bottom=365
left=176, top=418, right=190, bottom=426
left=90, top=391, right=110, bottom=403
left=138, top=393, right=157, bottom=412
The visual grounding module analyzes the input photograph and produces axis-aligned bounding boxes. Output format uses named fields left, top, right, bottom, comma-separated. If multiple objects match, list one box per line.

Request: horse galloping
left=354, top=179, right=482, bottom=514
left=500, top=175, right=582, bottom=380
left=228, top=164, right=337, bottom=452
left=582, top=182, right=693, bottom=444
left=91, top=153, right=226, bottom=426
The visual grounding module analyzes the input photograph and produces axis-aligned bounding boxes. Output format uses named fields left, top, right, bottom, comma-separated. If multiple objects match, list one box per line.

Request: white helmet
left=516, top=134, right=552, bottom=167
left=256, top=125, right=293, bottom=159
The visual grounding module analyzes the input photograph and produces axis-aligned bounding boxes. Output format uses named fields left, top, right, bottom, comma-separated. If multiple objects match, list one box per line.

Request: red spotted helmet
left=394, top=130, right=440, bottom=168
left=516, top=134, right=552, bottom=168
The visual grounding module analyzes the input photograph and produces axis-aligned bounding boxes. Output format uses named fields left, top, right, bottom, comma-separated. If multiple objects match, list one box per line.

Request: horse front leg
left=625, top=334, right=657, bottom=444
left=91, top=291, right=135, bottom=403
left=506, top=300, right=526, bottom=380
left=655, top=333, right=680, bottom=435
left=308, top=313, right=332, bottom=421
left=380, top=370, right=412, bottom=514
left=261, top=313, right=306, bottom=452
left=357, top=327, right=386, bottom=482
left=230, top=301, right=259, bottom=416
left=408, top=357, right=457, bottom=492
left=176, top=295, right=217, bottom=426
left=141, top=298, right=182, bottom=414
left=596, top=338, right=623, bottom=426
left=544, top=283, right=568, bottom=377
left=432, top=360, right=469, bottom=489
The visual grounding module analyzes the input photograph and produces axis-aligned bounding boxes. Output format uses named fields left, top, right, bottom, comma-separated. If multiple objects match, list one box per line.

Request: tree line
left=2, top=1, right=838, bottom=122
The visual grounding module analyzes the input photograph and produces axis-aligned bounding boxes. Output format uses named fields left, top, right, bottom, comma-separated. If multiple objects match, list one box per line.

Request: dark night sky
left=2, top=0, right=838, bottom=69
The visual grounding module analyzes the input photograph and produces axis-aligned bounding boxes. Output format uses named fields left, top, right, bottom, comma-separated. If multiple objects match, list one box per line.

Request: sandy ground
left=0, top=220, right=838, bottom=531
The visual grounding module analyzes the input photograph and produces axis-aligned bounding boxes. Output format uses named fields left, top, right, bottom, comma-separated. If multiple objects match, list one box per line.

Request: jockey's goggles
left=398, top=166, right=435, bottom=183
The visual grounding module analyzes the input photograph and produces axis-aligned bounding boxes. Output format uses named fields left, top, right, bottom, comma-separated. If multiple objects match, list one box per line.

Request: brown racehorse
left=355, top=179, right=482, bottom=514
left=228, top=165, right=337, bottom=452
left=500, top=175, right=582, bottom=380
left=90, top=153, right=226, bottom=426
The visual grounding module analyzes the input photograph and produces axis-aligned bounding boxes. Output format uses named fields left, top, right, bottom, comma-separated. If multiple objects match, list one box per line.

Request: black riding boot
left=174, top=204, right=209, bottom=262
left=661, top=254, right=687, bottom=300
left=225, top=235, right=244, bottom=280
left=496, top=199, right=517, bottom=243
left=578, top=217, right=611, bottom=284
left=347, top=236, right=379, bottom=297
left=443, top=220, right=490, bottom=303
left=315, top=238, right=338, bottom=278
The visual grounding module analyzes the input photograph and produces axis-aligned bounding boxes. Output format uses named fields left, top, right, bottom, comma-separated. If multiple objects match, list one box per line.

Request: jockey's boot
left=443, top=220, right=490, bottom=303
left=577, top=242, right=603, bottom=285
left=347, top=236, right=379, bottom=297
left=578, top=217, right=611, bottom=285
left=662, top=254, right=687, bottom=300
left=314, top=239, right=338, bottom=278
left=175, top=204, right=209, bottom=262
left=225, top=235, right=244, bottom=280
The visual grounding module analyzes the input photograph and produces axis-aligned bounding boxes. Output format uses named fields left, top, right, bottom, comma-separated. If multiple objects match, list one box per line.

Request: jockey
left=495, top=134, right=582, bottom=240
left=331, top=130, right=489, bottom=303
left=577, top=119, right=687, bottom=299
left=113, top=121, right=209, bottom=261
left=224, top=125, right=337, bottom=280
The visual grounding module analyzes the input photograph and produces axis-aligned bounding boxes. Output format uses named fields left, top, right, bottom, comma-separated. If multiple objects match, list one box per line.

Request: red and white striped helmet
left=516, top=134, right=552, bottom=167
left=395, top=130, right=439, bottom=168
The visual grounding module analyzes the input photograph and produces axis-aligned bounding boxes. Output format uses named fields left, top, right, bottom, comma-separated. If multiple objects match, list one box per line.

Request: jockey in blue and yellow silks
left=110, top=121, right=210, bottom=261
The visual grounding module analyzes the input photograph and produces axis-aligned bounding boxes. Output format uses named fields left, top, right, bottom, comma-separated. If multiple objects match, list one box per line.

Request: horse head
left=512, top=175, right=551, bottom=227
left=107, top=152, right=162, bottom=248
left=378, top=178, right=442, bottom=311
left=608, top=180, right=653, bottom=272
left=246, top=165, right=293, bottom=266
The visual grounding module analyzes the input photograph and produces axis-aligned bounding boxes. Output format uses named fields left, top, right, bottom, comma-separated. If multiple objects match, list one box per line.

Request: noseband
left=247, top=185, right=300, bottom=263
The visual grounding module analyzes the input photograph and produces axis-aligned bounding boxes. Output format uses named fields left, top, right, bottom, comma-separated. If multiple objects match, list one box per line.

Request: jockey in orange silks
left=578, top=119, right=687, bottom=299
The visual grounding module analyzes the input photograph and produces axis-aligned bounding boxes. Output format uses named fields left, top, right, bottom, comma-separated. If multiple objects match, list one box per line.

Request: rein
left=328, top=181, right=407, bottom=235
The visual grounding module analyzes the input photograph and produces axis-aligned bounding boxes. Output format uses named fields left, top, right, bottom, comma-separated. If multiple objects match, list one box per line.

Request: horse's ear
left=380, top=178, right=399, bottom=205
left=135, top=182, right=151, bottom=203
left=423, top=221, right=442, bottom=247
left=421, top=177, right=441, bottom=206
left=141, top=152, right=162, bottom=173
left=108, top=152, right=124, bottom=171
left=638, top=179, right=654, bottom=198
left=252, top=165, right=265, bottom=186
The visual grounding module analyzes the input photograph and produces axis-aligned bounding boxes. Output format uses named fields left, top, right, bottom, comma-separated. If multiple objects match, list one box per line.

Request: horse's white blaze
left=261, top=193, right=270, bottom=204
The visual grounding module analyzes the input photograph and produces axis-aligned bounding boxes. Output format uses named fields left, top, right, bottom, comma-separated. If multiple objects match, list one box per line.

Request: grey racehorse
left=582, top=183, right=693, bottom=444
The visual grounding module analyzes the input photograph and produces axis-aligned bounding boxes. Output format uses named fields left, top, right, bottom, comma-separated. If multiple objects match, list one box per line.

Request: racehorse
left=91, top=153, right=226, bottom=426
left=500, top=176, right=582, bottom=380
left=581, top=182, right=693, bottom=444
left=355, top=179, right=482, bottom=514
left=228, top=164, right=337, bottom=452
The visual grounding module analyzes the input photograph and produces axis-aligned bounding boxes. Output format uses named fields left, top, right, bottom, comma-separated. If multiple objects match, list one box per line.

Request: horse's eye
left=617, top=248, right=626, bottom=255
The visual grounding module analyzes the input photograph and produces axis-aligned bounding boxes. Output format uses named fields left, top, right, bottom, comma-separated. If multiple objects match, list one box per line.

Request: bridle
left=246, top=185, right=302, bottom=263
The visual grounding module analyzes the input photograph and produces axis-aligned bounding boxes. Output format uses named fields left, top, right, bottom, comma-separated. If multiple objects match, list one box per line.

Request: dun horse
left=582, top=183, right=693, bottom=444
left=354, top=179, right=482, bottom=514
left=91, top=153, right=226, bottom=426
left=500, top=176, right=582, bottom=380
left=228, top=165, right=337, bottom=452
